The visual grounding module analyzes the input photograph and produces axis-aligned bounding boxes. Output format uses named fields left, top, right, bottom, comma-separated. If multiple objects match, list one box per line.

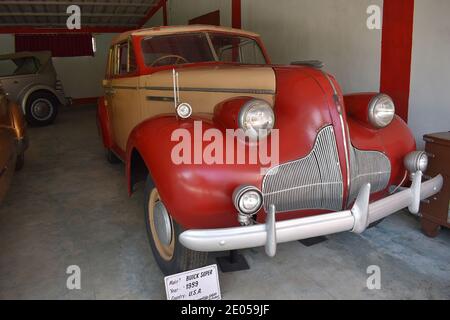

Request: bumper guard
left=179, top=172, right=443, bottom=257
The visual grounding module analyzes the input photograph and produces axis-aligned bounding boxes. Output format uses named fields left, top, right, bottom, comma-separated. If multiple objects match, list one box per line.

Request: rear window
left=0, top=57, right=40, bottom=77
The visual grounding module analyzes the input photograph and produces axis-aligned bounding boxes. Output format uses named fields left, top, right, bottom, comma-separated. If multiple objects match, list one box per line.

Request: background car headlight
left=238, top=99, right=275, bottom=139
left=233, top=185, right=263, bottom=215
left=404, top=151, right=429, bottom=173
left=368, top=94, right=395, bottom=128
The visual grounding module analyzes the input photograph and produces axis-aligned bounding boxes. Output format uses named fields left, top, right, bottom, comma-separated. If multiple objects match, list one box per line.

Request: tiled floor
left=0, top=105, right=449, bottom=299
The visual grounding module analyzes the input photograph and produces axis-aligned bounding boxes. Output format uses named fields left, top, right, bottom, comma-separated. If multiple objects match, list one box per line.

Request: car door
left=0, top=94, right=17, bottom=203
left=108, top=39, right=141, bottom=152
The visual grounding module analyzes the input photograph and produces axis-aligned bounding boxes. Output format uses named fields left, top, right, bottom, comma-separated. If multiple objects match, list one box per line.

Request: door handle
left=105, top=88, right=116, bottom=95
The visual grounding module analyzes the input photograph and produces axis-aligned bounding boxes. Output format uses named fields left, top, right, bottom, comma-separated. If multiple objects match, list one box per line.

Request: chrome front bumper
left=179, top=172, right=443, bottom=257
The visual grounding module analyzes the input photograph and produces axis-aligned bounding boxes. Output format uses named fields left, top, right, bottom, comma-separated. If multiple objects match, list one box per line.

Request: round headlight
left=404, top=151, right=428, bottom=173
left=238, top=99, right=275, bottom=139
left=368, top=94, right=395, bottom=128
left=233, top=185, right=263, bottom=215
left=176, top=103, right=192, bottom=119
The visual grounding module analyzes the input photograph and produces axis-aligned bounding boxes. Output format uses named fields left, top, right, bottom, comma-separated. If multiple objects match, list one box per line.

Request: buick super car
left=97, top=25, right=443, bottom=275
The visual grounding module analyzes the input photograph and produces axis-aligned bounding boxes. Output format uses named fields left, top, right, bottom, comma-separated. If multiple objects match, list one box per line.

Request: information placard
left=164, top=264, right=221, bottom=300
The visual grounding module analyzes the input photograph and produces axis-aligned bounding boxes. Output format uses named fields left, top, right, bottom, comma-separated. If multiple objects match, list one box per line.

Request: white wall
left=52, top=33, right=116, bottom=99
left=408, top=0, right=450, bottom=149
left=242, top=0, right=383, bottom=94
left=0, top=35, right=14, bottom=54
left=168, top=0, right=231, bottom=27
left=0, top=33, right=116, bottom=99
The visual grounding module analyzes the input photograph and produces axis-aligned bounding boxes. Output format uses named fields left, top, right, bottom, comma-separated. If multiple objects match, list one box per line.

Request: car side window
left=106, top=48, right=114, bottom=78
left=118, top=42, right=128, bottom=75
left=0, top=57, right=40, bottom=77
left=113, top=40, right=137, bottom=76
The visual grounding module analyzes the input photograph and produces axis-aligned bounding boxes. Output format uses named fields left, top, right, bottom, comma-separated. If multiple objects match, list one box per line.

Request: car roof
left=0, top=51, right=52, bottom=65
left=112, top=25, right=261, bottom=45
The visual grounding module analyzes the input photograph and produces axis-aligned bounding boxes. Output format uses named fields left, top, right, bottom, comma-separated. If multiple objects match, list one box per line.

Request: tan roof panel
left=112, top=24, right=261, bottom=44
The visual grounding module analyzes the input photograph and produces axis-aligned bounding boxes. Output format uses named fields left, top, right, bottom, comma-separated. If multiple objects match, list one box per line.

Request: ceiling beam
left=0, top=22, right=136, bottom=27
left=137, top=0, right=166, bottom=28
left=0, top=26, right=132, bottom=34
left=0, top=12, right=145, bottom=17
left=0, top=1, right=153, bottom=7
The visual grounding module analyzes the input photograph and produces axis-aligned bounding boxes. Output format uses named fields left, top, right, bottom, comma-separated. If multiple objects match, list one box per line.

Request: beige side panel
left=139, top=65, right=276, bottom=118
left=143, top=65, right=276, bottom=92
left=111, top=77, right=141, bottom=151
left=141, top=90, right=274, bottom=120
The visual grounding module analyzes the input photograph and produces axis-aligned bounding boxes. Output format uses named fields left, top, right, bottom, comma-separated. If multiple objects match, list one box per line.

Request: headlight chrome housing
left=368, top=94, right=395, bottom=129
left=233, top=185, right=263, bottom=216
left=238, top=99, right=275, bottom=139
left=404, top=151, right=428, bottom=173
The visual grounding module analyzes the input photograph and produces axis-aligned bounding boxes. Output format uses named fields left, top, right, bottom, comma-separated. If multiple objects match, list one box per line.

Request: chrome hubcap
left=31, top=99, right=53, bottom=121
left=153, top=200, right=173, bottom=246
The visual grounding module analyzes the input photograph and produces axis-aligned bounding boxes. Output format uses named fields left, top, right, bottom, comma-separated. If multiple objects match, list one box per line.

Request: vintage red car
left=97, top=25, right=443, bottom=275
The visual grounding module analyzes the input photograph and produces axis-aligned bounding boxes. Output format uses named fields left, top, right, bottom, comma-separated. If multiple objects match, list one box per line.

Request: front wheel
left=144, top=176, right=208, bottom=275
left=25, top=91, right=59, bottom=126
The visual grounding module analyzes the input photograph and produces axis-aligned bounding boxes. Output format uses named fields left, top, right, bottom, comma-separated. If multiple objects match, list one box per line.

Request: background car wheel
left=25, top=91, right=59, bottom=126
left=144, top=176, right=208, bottom=276
left=15, top=153, right=24, bottom=171
left=105, top=148, right=121, bottom=164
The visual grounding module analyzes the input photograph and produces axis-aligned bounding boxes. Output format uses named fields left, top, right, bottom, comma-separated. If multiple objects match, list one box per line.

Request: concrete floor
left=0, top=105, right=449, bottom=300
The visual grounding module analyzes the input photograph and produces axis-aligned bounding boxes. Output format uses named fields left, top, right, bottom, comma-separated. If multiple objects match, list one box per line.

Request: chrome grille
left=262, top=126, right=343, bottom=213
left=347, top=146, right=391, bottom=205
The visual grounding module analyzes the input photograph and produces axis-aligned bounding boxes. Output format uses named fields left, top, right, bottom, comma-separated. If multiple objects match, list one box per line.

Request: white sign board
left=164, top=264, right=221, bottom=300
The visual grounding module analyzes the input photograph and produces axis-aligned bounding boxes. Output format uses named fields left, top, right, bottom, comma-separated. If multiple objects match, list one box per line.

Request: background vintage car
left=97, top=25, right=442, bottom=275
left=0, top=89, right=28, bottom=204
left=0, top=51, right=68, bottom=126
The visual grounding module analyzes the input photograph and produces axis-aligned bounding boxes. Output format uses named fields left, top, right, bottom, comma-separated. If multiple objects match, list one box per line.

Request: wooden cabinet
left=421, top=132, right=450, bottom=237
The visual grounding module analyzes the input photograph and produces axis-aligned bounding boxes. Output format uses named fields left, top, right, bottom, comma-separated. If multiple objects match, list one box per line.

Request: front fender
left=348, top=115, right=416, bottom=189
left=344, top=93, right=416, bottom=187
left=126, top=115, right=271, bottom=229
left=19, top=84, right=67, bottom=114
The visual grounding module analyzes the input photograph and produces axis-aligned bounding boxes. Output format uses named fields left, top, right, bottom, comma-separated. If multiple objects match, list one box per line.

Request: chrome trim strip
left=322, top=72, right=351, bottom=197
left=140, top=86, right=275, bottom=95
left=146, top=96, right=174, bottom=102
left=179, top=174, right=444, bottom=253
left=110, top=85, right=138, bottom=90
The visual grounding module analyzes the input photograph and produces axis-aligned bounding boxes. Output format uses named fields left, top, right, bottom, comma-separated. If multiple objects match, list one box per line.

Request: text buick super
left=97, top=25, right=443, bottom=275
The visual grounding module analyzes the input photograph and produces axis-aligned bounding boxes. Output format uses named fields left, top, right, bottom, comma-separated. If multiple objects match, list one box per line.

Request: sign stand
left=216, top=250, right=250, bottom=273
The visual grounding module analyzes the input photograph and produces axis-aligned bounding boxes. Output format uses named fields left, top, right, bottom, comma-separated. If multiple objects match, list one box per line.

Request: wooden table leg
left=421, top=218, right=441, bottom=238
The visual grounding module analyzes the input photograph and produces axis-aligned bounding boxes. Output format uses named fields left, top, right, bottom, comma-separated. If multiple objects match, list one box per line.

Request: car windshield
left=141, top=32, right=266, bottom=67
left=0, top=57, right=40, bottom=77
